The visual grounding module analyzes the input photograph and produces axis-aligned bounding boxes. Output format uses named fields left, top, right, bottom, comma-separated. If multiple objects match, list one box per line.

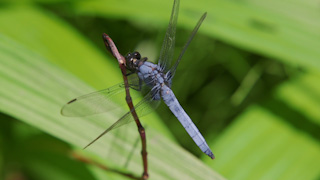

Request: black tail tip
left=208, top=152, right=215, bottom=160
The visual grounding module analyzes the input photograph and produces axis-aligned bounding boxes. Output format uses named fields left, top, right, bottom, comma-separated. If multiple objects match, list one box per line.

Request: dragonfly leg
left=141, top=57, right=148, bottom=62
left=125, top=72, right=135, bottom=76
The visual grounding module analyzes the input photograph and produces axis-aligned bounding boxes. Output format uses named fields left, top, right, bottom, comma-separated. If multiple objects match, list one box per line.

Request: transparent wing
left=61, top=75, right=140, bottom=117
left=84, top=90, right=161, bottom=149
left=157, top=0, right=179, bottom=72
left=167, top=12, right=207, bottom=83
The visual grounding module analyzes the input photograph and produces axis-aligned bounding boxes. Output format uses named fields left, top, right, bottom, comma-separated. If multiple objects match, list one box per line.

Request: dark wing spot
left=67, top=98, right=77, bottom=104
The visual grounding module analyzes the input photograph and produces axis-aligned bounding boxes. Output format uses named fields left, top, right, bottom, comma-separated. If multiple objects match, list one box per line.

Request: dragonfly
left=61, top=0, right=214, bottom=159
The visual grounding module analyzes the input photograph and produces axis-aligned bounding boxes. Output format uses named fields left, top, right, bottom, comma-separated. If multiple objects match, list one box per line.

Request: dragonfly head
left=125, top=51, right=145, bottom=71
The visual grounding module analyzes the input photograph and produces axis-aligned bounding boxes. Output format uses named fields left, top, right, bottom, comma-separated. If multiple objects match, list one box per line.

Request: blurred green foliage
left=0, top=0, right=320, bottom=179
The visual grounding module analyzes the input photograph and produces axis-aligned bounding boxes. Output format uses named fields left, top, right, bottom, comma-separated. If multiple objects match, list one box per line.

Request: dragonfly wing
left=84, top=90, right=161, bottom=148
left=127, top=72, right=141, bottom=90
left=167, top=13, right=207, bottom=84
left=83, top=110, right=132, bottom=149
left=61, top=83, right=125, bottom=117
left=157, top=0, right=179, bottom=72
left=61, top=75, right=141, bottom=117
left=134, top=90, right=161, bottom=118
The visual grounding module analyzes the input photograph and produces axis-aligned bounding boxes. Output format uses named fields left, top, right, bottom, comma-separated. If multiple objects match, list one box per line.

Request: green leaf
left=0, top=33, right=223, bottom=179
left=0, top=5, right=173, bottom=139
left=206, top=105, right=320, bottom=180
left=0, top=5, right=120, bottom=89
left=73, top=0, right=320, bottom=71
left=204, top=69, right=320, bottom=179
left=274, top=71, right=320, bottom=125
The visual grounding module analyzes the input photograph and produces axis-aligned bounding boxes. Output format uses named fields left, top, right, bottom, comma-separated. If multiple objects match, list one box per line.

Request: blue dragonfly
left=61, top=0, right=214, bottom=159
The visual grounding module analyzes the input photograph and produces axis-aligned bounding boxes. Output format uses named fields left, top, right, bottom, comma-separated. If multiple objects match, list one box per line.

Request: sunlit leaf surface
left=1, top=0, right=320, bottom=179
left=0, top=34, right=223, bottom=179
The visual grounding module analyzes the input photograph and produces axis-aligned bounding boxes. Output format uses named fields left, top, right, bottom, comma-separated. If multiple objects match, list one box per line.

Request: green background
left=0, top=0, right=319, bottom=179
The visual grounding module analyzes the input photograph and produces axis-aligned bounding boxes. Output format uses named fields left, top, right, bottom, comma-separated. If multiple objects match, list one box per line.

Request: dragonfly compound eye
left=133, top=52, right=141, bottom=60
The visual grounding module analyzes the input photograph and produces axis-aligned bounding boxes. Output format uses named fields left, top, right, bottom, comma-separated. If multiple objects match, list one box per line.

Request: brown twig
left=102, top=33, right=149, bottom=180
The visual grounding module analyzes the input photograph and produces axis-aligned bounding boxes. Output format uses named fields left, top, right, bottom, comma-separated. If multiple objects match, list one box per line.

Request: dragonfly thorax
left=126, top=52, right=169, bottom=88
